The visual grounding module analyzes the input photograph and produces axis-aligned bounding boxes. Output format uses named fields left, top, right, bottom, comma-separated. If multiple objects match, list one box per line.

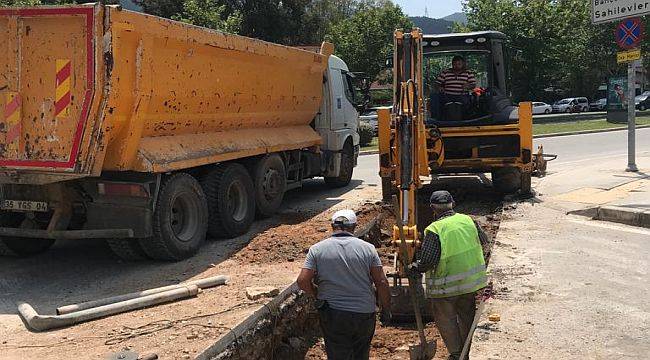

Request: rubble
left=245, top=286, right=280, bottom=300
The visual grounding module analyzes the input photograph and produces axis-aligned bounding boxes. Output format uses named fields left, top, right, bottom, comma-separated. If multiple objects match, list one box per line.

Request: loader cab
left=423, top=31, right=517, bottom=127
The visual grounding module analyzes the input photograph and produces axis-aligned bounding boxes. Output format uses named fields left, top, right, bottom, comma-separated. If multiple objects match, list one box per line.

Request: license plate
left=1, top=200, right=48, bottom=212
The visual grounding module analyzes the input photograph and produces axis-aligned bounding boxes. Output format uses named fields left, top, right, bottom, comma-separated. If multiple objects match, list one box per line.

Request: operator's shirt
left=436, top=69, right=477, bottom=96
left=303, top=232, right=382, bottom=314
left=413, top=210, right=489, bottom=273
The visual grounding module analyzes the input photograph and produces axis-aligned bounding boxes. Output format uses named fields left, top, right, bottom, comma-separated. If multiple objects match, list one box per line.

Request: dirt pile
left=233, top=203, right=386, bottom=265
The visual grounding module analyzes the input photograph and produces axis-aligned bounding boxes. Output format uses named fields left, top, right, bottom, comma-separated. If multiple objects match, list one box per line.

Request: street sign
left=593, top=0, right=650, bottom=24
left=617, top=48, right=642, bottom=63
left=615, top=17, right=644, bottom=49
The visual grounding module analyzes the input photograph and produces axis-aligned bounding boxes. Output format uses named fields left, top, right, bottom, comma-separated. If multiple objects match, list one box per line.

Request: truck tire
left=107, top=238, right=149, bottom=261
left=324, top=140, right=354, bottom=188
left=139, top=173, right=208, bottom=261
left=0, top=212, right=55, bottom=257
left=201, top=163, right=256, bottom=239
left=491, top=167, right=522, bottom=194
left=253, top=154, right=287, bottom=218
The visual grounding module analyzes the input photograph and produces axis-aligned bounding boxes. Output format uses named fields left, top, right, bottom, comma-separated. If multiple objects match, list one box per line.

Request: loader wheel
left=107, top=238, right=149, bottom=261
left=0, top=212, right=55, bottom=257
left=325, top=140, right=354, bottom=188
left=201, top=163, right=256, bottom=239
left=139, top=173, right=208, bottom=261
left=253, top=154, right=287, bottom=218
left=491, top=168, right=522, bottom=194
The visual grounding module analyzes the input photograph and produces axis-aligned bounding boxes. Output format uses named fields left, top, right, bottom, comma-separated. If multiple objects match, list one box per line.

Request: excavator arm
left=378, top=29, right=429, bottom=276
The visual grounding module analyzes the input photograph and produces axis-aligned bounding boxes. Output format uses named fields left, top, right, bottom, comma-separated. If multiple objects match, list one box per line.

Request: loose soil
left=298, top=178, right=505, bottom=360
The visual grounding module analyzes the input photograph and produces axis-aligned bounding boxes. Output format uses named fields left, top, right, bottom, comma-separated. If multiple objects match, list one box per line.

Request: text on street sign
left=593, top=0, right=650, bottom=24
left=617, top=48, right=642, bottom=63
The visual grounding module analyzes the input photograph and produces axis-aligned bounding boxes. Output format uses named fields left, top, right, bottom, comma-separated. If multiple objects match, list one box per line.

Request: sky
left=392, top=0, right=463, bottom=19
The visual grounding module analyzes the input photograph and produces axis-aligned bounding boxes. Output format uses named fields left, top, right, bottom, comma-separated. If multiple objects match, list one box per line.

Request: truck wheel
left=139, top=173, right=208, bottom=261
left=107, top=238, right=149, bottom=261
left=0, top=213, right=55, bottom=257
left=201, top=163, right=256, bottom=238
left=492, top=168, right=522, bottom=194
left=254, top=154, right=286, bottom=218
left=325, top=140, right=354, bottom=188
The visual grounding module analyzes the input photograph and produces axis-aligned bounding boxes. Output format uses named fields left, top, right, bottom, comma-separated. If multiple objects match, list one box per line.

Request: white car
left=589, top=98, right=607, bottom=111
left=532, top=102, right=552, bottom=115
left=552, top=97, right=589, bottom=113
left=359, top=109, right=378, bottom=134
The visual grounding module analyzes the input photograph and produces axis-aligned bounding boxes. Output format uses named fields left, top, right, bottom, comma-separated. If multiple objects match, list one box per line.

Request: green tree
left=462, top=0, right=646, bottom=101
left=173, top=0, right=242, bottom=33
left=325, top=1, right=412, bottom=81
left=134, top=0, right=183, bottom=18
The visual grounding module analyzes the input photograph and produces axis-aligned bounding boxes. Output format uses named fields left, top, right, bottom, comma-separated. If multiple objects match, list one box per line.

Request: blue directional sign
left=615, top=17, right=644, bottom=50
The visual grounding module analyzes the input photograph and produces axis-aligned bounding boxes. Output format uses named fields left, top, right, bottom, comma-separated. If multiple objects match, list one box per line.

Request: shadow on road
left=0, top=178, right=367, bottom=317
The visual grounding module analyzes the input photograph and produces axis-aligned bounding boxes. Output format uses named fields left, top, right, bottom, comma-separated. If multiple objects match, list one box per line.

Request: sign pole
left=626, top=60, right=638, bottom=172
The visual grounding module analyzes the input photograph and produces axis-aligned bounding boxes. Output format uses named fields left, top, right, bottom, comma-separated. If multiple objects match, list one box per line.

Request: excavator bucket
left=389, top=278, right=435, bottom=322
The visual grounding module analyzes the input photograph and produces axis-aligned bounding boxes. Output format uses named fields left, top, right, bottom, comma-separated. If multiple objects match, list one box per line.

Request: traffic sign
left=617, top=48, right=642, bottom=63
left=593, top=0, right=650, bottom=24
left=615, top=17, right=644, bottom=49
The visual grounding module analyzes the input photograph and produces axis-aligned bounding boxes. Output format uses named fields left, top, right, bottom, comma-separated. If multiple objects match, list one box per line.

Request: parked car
left=359, top=108, right=378, bottom=134
left=635, top=94, right=650, bottom=111
left=552, top=97, right=588, bottom=113
left=532, top=102, right=552, bottom=115
left=589, top=98, right=607, bottom=111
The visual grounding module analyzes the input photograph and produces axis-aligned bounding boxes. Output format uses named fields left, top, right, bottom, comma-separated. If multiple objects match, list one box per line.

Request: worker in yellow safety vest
left=408, top=190, right=489, bottom=360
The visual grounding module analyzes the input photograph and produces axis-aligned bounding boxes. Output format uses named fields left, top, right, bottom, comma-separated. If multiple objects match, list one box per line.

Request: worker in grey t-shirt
left=297, top=209, right=391, bottom=360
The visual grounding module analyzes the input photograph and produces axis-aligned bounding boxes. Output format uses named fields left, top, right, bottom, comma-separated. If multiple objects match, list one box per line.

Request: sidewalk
left=542, top=153, right=649, bottom=227
left=470, top=153, right=650, bottom=359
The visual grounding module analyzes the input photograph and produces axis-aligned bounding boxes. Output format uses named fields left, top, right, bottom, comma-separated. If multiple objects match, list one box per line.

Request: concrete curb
left=594, top=205, right=650, bottom=229
left=196, top=282, right=304, bottom=360
left=359, top=149, right=378, bottom=156
left=533, top=124, right=650, bottom=139
left=533, top=110, right=650, bottom=124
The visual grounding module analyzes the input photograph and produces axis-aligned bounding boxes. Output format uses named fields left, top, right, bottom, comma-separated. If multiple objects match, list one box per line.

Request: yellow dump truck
left=0, top=4, right=360, bottom=260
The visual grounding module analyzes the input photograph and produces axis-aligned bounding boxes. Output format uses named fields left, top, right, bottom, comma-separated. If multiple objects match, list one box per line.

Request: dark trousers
left=432, top=292, right=477, bottom=360
left=318, top=307, right=376, bottom=360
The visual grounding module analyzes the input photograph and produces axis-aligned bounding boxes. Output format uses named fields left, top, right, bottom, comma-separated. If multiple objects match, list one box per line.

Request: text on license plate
left=1, top=200, right=49, bottom=212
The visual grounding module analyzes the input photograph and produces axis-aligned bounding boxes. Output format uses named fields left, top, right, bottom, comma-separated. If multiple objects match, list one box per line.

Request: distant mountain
left=409, top=17, right=455, bottom=35
left=442, top=12, right=468, bottom=25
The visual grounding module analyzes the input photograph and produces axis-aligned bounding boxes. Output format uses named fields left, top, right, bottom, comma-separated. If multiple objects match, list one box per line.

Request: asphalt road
left=353, top=127, right=650, bottom=185
left=534, top=127, right=650, bottom=165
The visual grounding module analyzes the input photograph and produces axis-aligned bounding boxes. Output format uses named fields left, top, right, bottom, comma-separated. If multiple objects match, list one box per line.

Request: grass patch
left=362, top=116, right=650, bottom=152
left=534, top=116, right=650, bottom=135
left=360, top=137, right=378, bottom=151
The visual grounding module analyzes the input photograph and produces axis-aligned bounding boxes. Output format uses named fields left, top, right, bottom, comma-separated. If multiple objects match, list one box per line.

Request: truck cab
left=316, top=55, right=361, bottom=183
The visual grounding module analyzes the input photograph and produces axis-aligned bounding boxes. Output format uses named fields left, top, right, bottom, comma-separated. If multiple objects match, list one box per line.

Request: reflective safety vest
left=424, top=213, right=487, bottom=298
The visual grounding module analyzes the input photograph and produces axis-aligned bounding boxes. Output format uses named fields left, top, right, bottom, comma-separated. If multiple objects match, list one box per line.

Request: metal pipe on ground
left=56, top=275, right=228, bottom=315
left=18, top=285, right=200, bottom=332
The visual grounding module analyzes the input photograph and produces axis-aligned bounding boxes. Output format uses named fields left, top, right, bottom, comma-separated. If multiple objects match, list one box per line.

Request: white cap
left=331, top=209, right=357, bottom=226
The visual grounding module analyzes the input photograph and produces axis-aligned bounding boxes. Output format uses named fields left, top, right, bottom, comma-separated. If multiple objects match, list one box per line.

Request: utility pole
left=627, top=60, right=638, bottom=172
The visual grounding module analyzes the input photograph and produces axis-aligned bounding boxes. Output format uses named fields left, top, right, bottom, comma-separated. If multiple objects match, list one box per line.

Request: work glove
left=379, top=308, right=393, bottom=325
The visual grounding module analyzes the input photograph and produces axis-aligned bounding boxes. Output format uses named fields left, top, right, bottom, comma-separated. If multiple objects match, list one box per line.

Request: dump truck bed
left=0, top=4, right=331, bottom=184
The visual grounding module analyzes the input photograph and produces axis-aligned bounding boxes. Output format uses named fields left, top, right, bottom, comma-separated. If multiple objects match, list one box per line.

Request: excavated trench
left=199, top=175, right=506, bottom=360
